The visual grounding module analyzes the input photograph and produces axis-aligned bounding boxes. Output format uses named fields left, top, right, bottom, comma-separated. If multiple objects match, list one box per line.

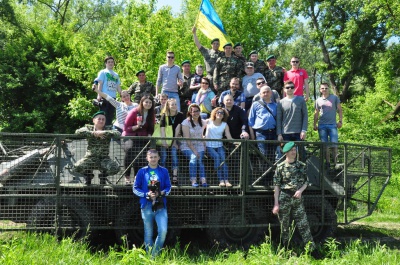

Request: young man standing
left=284, top=56, right=310, bottom=101
left=264, top=55, right=285, bottom=96
left=95, top=56, right=122, bottom=125
left=133, top=149, right=171, bottom=257
left=156, top=51, right=183, bottom=111
left=314, top=83, right=343, bottom=168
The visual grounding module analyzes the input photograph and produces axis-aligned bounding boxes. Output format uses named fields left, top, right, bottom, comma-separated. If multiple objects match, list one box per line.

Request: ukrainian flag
left=195, top=0, right=231, bottom=49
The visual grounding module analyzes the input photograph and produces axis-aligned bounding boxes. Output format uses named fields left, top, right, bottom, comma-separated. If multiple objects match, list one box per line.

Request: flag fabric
left=195, top=0, right=231, bottom=48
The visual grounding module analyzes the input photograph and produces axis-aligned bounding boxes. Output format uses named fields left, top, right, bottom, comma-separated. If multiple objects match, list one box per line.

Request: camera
left=92, top=99, right=103, bottom=107
left=147, top=180, right=164, bottom=212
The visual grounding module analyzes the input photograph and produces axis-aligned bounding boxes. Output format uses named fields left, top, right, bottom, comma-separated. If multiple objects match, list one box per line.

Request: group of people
left=72, top=31, right=344, bottom=256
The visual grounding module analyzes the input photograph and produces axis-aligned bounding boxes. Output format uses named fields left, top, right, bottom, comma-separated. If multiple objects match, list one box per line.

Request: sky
left=156, top=0, right=183, bottom=14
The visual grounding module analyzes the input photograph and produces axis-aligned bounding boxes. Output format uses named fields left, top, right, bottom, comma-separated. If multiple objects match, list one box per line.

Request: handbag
left=153, top=114, right=173, bottom=146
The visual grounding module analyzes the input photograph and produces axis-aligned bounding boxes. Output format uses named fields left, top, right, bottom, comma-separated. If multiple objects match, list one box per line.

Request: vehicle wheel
left=304, top=198, right=337, bottom=242
left=206, top=203, right=267, bottom=249
left=27, top=197, right=92, bottom=240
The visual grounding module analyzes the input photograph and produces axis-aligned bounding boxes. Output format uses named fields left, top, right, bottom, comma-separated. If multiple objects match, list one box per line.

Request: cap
left=233, top=42, right=242, bottom=49
left=223, top=43, right=232, bottom=48
left=136, top=70, right=145, bottom=76
left=266, top=55, right=276, bottom=61
left=92, top=111, right=106, bottom=119
left=211, top=38, right=220, bottom=44
left=282, top=142, right=296, bottom=153
left=245, top=62, right=254, bottom=68
left=249, top=50, right=258, bottom=56
left=181, top=60, right=190, bottom=66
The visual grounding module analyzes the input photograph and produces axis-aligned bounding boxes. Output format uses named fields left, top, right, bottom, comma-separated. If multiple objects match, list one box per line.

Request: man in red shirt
left=283, top=57, right=310, bottom=101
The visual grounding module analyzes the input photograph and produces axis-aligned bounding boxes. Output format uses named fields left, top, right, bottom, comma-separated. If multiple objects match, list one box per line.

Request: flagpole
left=194, top=0, right=204, bottom=26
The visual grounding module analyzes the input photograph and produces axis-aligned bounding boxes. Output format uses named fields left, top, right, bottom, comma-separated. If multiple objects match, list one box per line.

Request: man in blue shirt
left=218, top=77, right=245, bottom=108
left=248, top=85, right=277, bottom=161
left=132, top=149, right=171, bottom=257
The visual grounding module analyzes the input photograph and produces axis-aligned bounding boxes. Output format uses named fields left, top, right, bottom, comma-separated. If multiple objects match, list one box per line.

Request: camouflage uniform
left=234, top=54, right=247, bottom=79
left=127, top=81, right=156, bottom=104
left=73, top=125, right=121, bottom=182
left=253, top=59, right=267, bottom=74
left=264, top=66, right=285, bottom=96
left=273, top=160, right=315, bottom=248
left=199, top=46, right=222, bottom=87
left=179, top=73, right=195, bottom=114
left=213, top=56, right=241, bottom=95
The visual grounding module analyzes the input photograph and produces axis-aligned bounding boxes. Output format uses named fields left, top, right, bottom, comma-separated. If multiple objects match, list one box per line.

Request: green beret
left=233, top=42, right=242, bottom=49
left=92, top=111, right=106, bottom=119
left=249, top=50, right=258, bottom=56
left=282, top=142, right=296, bottom=153
left=211, top=38, right=220, bottom=44
left=181, top=60, right=190, bottom=66
left=223, top=43, right=232, bottom=48
left=266, top=55, right=276, bottom=61
left=136, top=70, right=145, bottom=76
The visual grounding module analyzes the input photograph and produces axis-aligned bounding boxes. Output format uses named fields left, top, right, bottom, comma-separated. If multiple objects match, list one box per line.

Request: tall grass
left=1, top=232, right=399, bottom=264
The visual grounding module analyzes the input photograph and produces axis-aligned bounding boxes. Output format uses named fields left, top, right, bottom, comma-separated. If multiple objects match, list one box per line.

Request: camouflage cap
left=223, top=43, right=232, bottom=48
left=282, top=141, right=296, bottom=153
left=181, top=60, right=190, bottom=66
left=233, top=42, right=242, bottom=48
left=92, top=111, right=106, bottom=119
left=136, top=70, right=145, bottom=76
left=266, top=55, right=276, bottom=61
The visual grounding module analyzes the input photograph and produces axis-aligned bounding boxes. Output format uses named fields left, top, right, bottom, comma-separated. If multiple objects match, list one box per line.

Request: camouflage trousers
left=73, top=155, right=120, bottom=176
left=278, top=190, right=315, bottom=248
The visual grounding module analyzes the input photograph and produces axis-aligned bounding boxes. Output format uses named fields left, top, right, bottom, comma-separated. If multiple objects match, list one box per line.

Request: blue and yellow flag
left=195, top=0, right=231, bottom=49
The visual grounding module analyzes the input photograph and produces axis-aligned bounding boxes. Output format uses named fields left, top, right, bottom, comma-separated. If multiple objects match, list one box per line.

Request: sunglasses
left=167, top=56, right=175, bottom=59
left=201, top=82, right=209, bottom=85
left=256, top=81, right=266, bottom=85
left=191, top=110, right=200, bottom=113
left=320, top=87, right=329, bottom=90
left=216, top=111, right=225, bottom=115
left=285, top=86, right=295, bottom=89
left=291, top=61, right=299, bottom=63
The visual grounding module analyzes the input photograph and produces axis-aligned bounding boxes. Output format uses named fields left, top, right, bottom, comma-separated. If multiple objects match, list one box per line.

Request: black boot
left=84, top=173, right=94, bottom=185
left=99, top=173, right=108, bottom=185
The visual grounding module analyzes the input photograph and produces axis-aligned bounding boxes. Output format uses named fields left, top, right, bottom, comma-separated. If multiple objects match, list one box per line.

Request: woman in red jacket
left=122, top=95, right=155, bottom=184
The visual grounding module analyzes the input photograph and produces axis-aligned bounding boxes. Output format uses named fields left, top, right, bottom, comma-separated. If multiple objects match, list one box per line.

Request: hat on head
left=211, top=38, right=220, bottom=44
left=233, top=42, right=242, bottom=49
left=92, top=111, right=106, bottom=119
left=136, top=70, right=145, bottom=76
left=282, top=142, right=296, bottom=153
left=223, top=43, right=232, bottom=48
left=245, top=62, right=254, bottom=68
left=266, top=55, right=276, bottom=61
left=249, top=50, right=258, bottom=57
left=181, top=60, right=190, bottom=66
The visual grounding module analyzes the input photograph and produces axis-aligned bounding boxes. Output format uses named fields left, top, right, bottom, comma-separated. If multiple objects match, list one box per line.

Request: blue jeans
left=206, top=146, right=228, bottom=181
left=181, top=149, right=205, bottom=180
left=160, top=146, right=178, bottom=171
left=318, top=124, right=338, bottom=143
left=161, top=91, right=180, bottom=111
left=141, top=203, right=168, bottom=257
left=255, top=129, right=277, bottom=161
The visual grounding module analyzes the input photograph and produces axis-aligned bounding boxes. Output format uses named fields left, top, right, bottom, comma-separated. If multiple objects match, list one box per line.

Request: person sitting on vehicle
left=205, top=107, right=234, bottom=187
left=73, top=111, right=120, bottom=185
left=154, top=93, right=168, bottom=123
left=180, top=104, right=208, bottom=187
left=192, top=77, right=215, bottom=119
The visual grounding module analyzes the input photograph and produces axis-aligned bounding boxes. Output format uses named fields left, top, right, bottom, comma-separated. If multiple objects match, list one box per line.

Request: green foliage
left=67, top=95, right=97, bottom=121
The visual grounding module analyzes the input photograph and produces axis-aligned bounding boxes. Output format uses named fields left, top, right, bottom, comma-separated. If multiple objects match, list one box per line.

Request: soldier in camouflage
left=213, top=43, right=241, bottom=96
left=248, top=50, right=267, bottom=74
left=233, top=42, right=246, bottom=78
left=272, top=141, right=316, bottom=250
left=192, top=26, right=223, bottom=90
left=127, top=70, right=156, bottom=104
left=73, top=111, right=121, bottom=185
left=264, top=55, right=285, bottom=96
left=179, top=60, right=194, bottom=114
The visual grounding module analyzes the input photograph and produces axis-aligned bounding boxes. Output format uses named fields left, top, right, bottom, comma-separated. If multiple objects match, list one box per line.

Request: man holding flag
left=192, top=0, right=232, bottom=92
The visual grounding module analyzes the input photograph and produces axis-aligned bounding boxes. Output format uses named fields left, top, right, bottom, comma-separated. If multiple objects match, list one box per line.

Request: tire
left=303, top=198, right=337, bottom=242
left=114, top=201, right=181, bottom=248
left=27, top=197, right=92, bottom=240
left=206, top=203, right=267, bottom=249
